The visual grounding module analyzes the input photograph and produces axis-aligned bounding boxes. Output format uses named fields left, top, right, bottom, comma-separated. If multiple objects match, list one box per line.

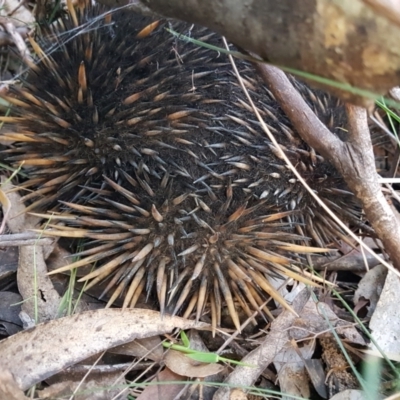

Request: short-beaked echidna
left=1, top=4, right=364, bottom=329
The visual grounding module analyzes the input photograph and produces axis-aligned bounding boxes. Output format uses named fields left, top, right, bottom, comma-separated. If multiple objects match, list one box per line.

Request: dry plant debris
left=1, top=179, right=61, bottom=325
left=0, top=0, right=400, bottom=398
left=321, top=335, right=359, bottom=397
left=0, top=308, right=208, bottom=391
left=354, top=264, right=387, bottom=317
left=136, top=368, right=187, bottom=400
left=369, top=270, right=400, bottom=355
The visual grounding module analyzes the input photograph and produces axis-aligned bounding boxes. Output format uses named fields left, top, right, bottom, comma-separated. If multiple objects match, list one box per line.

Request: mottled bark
left=136, top=0, right=400, bottom=105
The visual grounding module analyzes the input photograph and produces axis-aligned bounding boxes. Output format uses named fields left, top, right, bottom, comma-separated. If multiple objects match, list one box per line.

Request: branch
left=256, top=64, right=400, bottom=271
left=254, top=64, right=344, bottom=160
left=344, top=105, right=400, bottom=270
left=139, top=0, right=400, bottom=105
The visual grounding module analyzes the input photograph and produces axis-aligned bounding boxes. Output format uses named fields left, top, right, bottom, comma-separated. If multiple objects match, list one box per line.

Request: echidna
left=1, top=3, right=364, bottom=330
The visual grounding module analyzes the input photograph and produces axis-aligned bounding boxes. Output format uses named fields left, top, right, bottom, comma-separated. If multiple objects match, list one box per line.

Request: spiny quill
left=2, top=3, right=365, bottom=330
left=39, top=182, right=330, bottom=332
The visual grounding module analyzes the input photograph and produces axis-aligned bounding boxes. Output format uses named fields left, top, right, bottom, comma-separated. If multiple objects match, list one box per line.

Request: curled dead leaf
left=0, top=308, right=208, bottom=390
left=164, top=349, right=225, bottom=378
left=0, top=370, right=28, bottom=400
left=110, top=336, right=163, bottom=362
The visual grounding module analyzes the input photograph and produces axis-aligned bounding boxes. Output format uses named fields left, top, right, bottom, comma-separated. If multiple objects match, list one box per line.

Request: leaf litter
left=0, top=2, right=399, bottom=398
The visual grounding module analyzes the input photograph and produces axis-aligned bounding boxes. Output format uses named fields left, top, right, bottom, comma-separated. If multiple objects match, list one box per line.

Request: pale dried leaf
left=1, top=180, right=38, bottom=233
left=362, top=348, right=400, bottom=362
left=390, top=86, right=400, bottom=101
left=1, top=0, right=35, bottom=27
left=274, top=341, right=314, bottom=400
left=19, top=245, right=62, bottom=324
left=1, top=180, right=61, bottom=323
left=354, top=264, right=386, bottom=317
left=290, top=299, right=366, bottom=345
left=330, top=389, right=366, bottom=400
left=370, top=270, right=400, bottom=354
left=271, top=277, right=306, bottom=304
left=0, top=308, right=208, bottom=390
left=164, top=350, right=225, bottom=378
left=187, top=330, right=209, bottom=352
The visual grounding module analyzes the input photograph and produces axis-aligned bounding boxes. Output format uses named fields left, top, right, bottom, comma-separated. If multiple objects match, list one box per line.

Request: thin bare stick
left=0, top=232, right=54, bottom=247
left=233, top=60, right=398, bottom=275
left=256, top=64, right=400, bottom=272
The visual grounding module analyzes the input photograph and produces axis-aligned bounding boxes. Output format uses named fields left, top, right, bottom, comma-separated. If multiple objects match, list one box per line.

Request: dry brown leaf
left=136, top=367, right=187, bottom=400
left=0, top=308, right=208, bottom=391
left=164, top=350, right=225, bottom=378
left=0, top=370, right=28, bottom=400
left=37, top=371, right=122, bottom=400
left=110, top=336, right=163, bottom=362
left=45, top=243, right=73, bottom=272
left=229, top=389, right=248, bottom=400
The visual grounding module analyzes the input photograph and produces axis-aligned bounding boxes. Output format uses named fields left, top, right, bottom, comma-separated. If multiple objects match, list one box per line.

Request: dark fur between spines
left=0, top=4, right=364, bottom=330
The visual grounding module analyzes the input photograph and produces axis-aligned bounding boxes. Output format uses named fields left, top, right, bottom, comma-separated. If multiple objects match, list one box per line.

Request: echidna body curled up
left=1, top=4, right=366, bottom=329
